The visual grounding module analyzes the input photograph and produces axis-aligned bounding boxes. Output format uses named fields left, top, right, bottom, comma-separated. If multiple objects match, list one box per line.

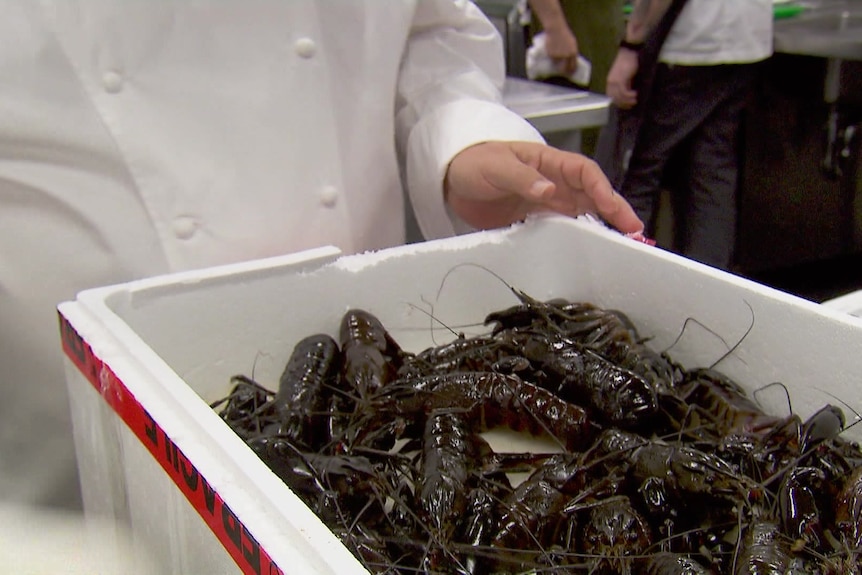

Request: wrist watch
left=619, top=39, right=644, bottom=52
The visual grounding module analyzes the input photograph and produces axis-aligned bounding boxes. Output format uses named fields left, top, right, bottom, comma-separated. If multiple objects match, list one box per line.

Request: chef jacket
left=660, top=0, right=773, bottom=65
left=0, top=0, right=544, bottom=508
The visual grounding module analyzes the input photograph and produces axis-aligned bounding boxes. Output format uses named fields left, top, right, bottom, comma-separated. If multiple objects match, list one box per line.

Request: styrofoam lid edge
left=822, top=289, right=862, bottom=317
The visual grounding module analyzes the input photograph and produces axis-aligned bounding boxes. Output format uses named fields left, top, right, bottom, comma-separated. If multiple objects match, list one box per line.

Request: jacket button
left=319, top=185, right=338, bottom=207
left=171, top=216, right=198, bottom=240
left=294, top=37, right=316, bottom=59
left=102, top=70, right=124, bottom=94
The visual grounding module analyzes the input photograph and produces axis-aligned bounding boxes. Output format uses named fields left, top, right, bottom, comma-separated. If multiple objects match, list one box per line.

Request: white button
left=171, top=216, right=198, bottom=240
left=294, top=37, right=316, bottom=59
left=319, top=186, right=338, bottom=208
left=102, top=70, right=124, bottom=94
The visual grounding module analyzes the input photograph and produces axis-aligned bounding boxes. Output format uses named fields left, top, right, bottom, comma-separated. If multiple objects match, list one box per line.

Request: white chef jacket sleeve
left=396, top=0, right=545, bottom=240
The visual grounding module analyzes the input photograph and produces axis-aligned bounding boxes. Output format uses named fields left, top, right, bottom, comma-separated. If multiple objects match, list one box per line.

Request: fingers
left=606, top=50, right=640, bottom=109
left=559, top=151, right=643, bottom=234
left=608, top=86, right=638, bottom=109
left=606, top=75, right=637, bottom=108
left=552, top=55, right=578, bottom=77
left=544, top=29, right=579, bottom=76
left=445, top=141, right=644, bottom=235
left=586, top=182, right=645, bottom=235
left=479, top=144, right=556, bottom=201
left=509, top=142, right=644, bottom=234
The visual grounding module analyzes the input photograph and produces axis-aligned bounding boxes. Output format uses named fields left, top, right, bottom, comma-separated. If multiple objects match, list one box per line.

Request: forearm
left=396, top=0, right=544, bottom=240
left=625, top=0, right=674, bottom=43
left=528, top=0, right=569, bottom=34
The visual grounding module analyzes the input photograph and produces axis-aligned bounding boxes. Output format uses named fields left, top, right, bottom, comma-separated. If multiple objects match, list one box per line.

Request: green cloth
left=531, top=0, right=625, bottom=156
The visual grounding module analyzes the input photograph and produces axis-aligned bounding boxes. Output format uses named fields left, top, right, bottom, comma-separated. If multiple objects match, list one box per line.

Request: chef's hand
left=543, top=26, right=579, bottom=77
left=606, top=48, right=639, bottom=109
left=444, top=141, right=644, bottom=235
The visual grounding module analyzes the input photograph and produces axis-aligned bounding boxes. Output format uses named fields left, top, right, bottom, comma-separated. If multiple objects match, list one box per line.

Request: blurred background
left=475, top=0, right=862, bottom=303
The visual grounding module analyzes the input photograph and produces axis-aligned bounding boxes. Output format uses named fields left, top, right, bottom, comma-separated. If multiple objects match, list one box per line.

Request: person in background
left=603, top=0, right=773, bottom=270
left=527, top=0, right=627, bottom=156
left=0, top=1, right=643, bottom=514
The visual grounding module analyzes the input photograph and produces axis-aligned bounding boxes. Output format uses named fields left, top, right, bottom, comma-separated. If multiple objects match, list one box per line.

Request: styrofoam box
left=823, top=288, right=862, bottom=318
left=59, top=214, right=862, bottom=575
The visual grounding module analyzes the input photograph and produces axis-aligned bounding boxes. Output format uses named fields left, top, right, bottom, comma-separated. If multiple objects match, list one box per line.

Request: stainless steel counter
left=502, top=77, right=610, bottom=134
left=496, top=1, right=862, bottom=133
left=774, top=1, right=862, bottom=60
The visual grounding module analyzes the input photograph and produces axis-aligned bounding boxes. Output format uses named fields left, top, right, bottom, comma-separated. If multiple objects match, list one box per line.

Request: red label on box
left=59, top=312, right=285, bottom=575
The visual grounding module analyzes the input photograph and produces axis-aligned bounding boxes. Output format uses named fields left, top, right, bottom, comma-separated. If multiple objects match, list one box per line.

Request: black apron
left=594, top=0, right=690, bottom=190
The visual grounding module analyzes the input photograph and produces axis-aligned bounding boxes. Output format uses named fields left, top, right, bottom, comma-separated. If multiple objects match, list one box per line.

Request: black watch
left=619, top=39, right=644, bottom=52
